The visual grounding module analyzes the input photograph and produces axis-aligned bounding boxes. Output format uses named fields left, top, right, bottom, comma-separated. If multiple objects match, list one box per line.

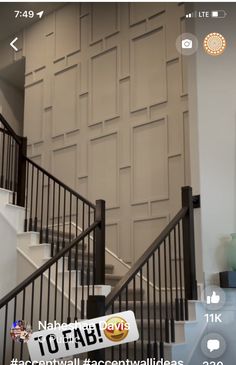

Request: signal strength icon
left=185, top=12, right=195, bottom=18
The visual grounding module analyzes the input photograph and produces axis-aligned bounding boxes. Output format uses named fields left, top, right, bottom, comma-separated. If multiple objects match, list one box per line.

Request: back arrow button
left=10, top=37, right=18, bottom=51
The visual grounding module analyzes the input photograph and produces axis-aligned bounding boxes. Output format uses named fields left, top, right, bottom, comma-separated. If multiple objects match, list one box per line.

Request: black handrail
left=0, top=113, right=22, bottom=144
left=105, top=207, right=188, bottom=308
left=0, top=221, right=98, bottom=309
left=25, top=157, right=95, bottom=209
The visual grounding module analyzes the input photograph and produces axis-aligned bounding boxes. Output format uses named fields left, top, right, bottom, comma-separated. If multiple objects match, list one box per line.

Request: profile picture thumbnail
left=10, top=320, right=32, bottom=343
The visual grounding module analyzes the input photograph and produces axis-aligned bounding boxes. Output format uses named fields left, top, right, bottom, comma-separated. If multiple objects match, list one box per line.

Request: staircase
left=0, top=114, right=202, bottom=364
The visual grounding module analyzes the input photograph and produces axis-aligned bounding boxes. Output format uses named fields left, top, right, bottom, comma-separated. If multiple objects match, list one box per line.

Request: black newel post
left=94, top=199, right=106, bottom=285
left=87, top=295, right=105, bottom=361
left=17, top=136, right=27, bottom=207
left=182, top=186, right=198, bottom=300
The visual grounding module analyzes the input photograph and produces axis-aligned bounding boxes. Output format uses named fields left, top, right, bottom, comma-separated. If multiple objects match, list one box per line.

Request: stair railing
left=0, top=215, right=104, bottom=364
left=89, top=186, right=197, bottom=361
left=0, top=114, right=106, bottom=364
left=0, top=114, right=26, bottom=205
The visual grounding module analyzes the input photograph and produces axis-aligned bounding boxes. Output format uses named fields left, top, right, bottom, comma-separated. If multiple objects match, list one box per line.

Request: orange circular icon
left=103, top=316, right=129, bottom=342
left=203, top=33, right=226, bottom=56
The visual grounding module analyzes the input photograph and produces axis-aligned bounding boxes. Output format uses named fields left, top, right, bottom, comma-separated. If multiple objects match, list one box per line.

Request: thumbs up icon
left=207, top=291, right=220, bottom=305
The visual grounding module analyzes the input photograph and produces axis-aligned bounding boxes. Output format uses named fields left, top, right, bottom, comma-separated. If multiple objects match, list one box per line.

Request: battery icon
left=211, top=10, right=227, bottom=18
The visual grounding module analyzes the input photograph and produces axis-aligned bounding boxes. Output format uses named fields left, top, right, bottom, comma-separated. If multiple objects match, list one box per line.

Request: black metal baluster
left=68, top=247, right=72, bottom=324
left=2, top=304, right=8, bottom=365
left=13, top=142, right=18, bottom=204
left=147, top=261, right=151, bottom=357
left=46, top=176, right=50, bottom=243
left=158, top=247, right=164, bottom=359
left=62, top=189, right=66, bottom=248
left=61, top=254, right=65, bottom=323
left=119, top=293, right=122, bottom=359
left=1, top=127, right=6, bottom=187
left=164, top=239, right=169, bottom=343
left=54, top=260, right=58, bottom=321
left=51, top=180, right=55, bottom=257
left=24, top=161, right=29, bottom=232
left=174, top=227, right=179, bottom=321
left=47, top=267, right=51, bottom=323
left=178, top=222, right=184, bottom=320
left=125, top=285, right=129, bottom=359
left=168, top=233, right=175, bottom=342
left=140, top=267, right=144, bottom=359
left=29, top=165, right=34, bottom=231
left=11, top=296, right=17, bottom=359
left=68, top=194, right=72, bottom=323
left=75, top=197, right=79, bottom=320
left=81, top=202, right=85, bottom=319
left=152, top=253, right=157, bottom=358
left=31, top=281, right=35, bottom=328
left=57, top=185, right=61, bottom=253
left=9, top=137, right=13, bottom=190
left=87, top=206, right=91, bottom=295
left=34, top=168, right=39, bottom=231
left=133, top=277, right=137, bottom=360
left=5, top=134, right=9, bottom=188
left=39, top=274, right=43, bottom=321
left=20, top=288, right=26, bottom=360
left=40, top=173, right=45, bottom=243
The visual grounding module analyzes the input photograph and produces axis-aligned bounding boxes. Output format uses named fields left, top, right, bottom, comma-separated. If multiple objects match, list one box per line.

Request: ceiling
left=0, top=3, right=65, bottom=42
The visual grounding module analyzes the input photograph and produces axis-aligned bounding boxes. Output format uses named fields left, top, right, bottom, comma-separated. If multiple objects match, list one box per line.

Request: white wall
left=187, top=3, right=236, bottom=284
left=0, top=212, right=17, bottom=298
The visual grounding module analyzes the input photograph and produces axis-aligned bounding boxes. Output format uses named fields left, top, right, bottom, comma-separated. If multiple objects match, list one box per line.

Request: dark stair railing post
left=182, top=186, right=198, bottom=301
left=94, top=199, right=106, bottom=285
left=87, top=295, right=105, bottom=361
left=87, top=200, right=106, bottom=361
left=17, top=136, right=27, bottom=207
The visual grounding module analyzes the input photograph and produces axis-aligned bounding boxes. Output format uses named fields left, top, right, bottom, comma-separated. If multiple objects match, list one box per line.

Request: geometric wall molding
left=53, top=65, right=78, bottom=137
left=89, top=47, right=119, bottom=125
left=55, top=4, right=80, bottom=60
left=52, top=144, right=77, bottom=188
left=90, top=3, right=120, bottom=44
left=130, top=27, right=167, bottom=111
left=88, top=132, right=119, bottom=209
left=131, top=117, right=168, bottom=204
left=23, top=3, right=188, bottom=264
left=106, top=220, right=120, bottom=255
left=129, top=3, right=165, bottom=26
left=132, top=215, right=168, bottom=262
left=24, top=80, right=43, bottom=144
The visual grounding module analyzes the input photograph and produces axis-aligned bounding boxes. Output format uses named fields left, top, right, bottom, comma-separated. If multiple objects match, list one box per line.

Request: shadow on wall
left=0, top=59, right=25, bottom=135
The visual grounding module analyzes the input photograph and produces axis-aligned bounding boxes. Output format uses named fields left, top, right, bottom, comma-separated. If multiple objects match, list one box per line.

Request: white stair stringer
left=0, top=188, right=25, bottom=232
left=17, top=231, right=111, bottom=320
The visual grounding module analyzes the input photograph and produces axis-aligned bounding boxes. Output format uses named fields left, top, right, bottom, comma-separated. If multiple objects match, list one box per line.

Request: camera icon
left=181, top=39, right=193, bottom=49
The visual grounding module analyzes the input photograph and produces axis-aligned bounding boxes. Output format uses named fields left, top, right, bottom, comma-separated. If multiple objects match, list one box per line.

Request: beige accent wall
left=18, top=3, right=188, bottom=264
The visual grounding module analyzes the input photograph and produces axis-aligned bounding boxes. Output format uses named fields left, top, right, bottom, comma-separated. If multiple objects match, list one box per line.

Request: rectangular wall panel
left=132, top=119, right=168, bottom=203
left=91, top=3, right=119, bottom=42
left=129, top=3, right=165, bottom=25
left=133, top=216, right=167, bottom=261
left=53, top=66, right=78, bottom=136
left=24, top=81, right=43, bottom=144
left=55, top=5, right=80, bottom=60
left=90, top=48, right=118, bottom=124
left=52, top=144, right=77, bottom=188
left=88, top=133, right=118, bottom=208
left=131, top=28, right=167, bottom=110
